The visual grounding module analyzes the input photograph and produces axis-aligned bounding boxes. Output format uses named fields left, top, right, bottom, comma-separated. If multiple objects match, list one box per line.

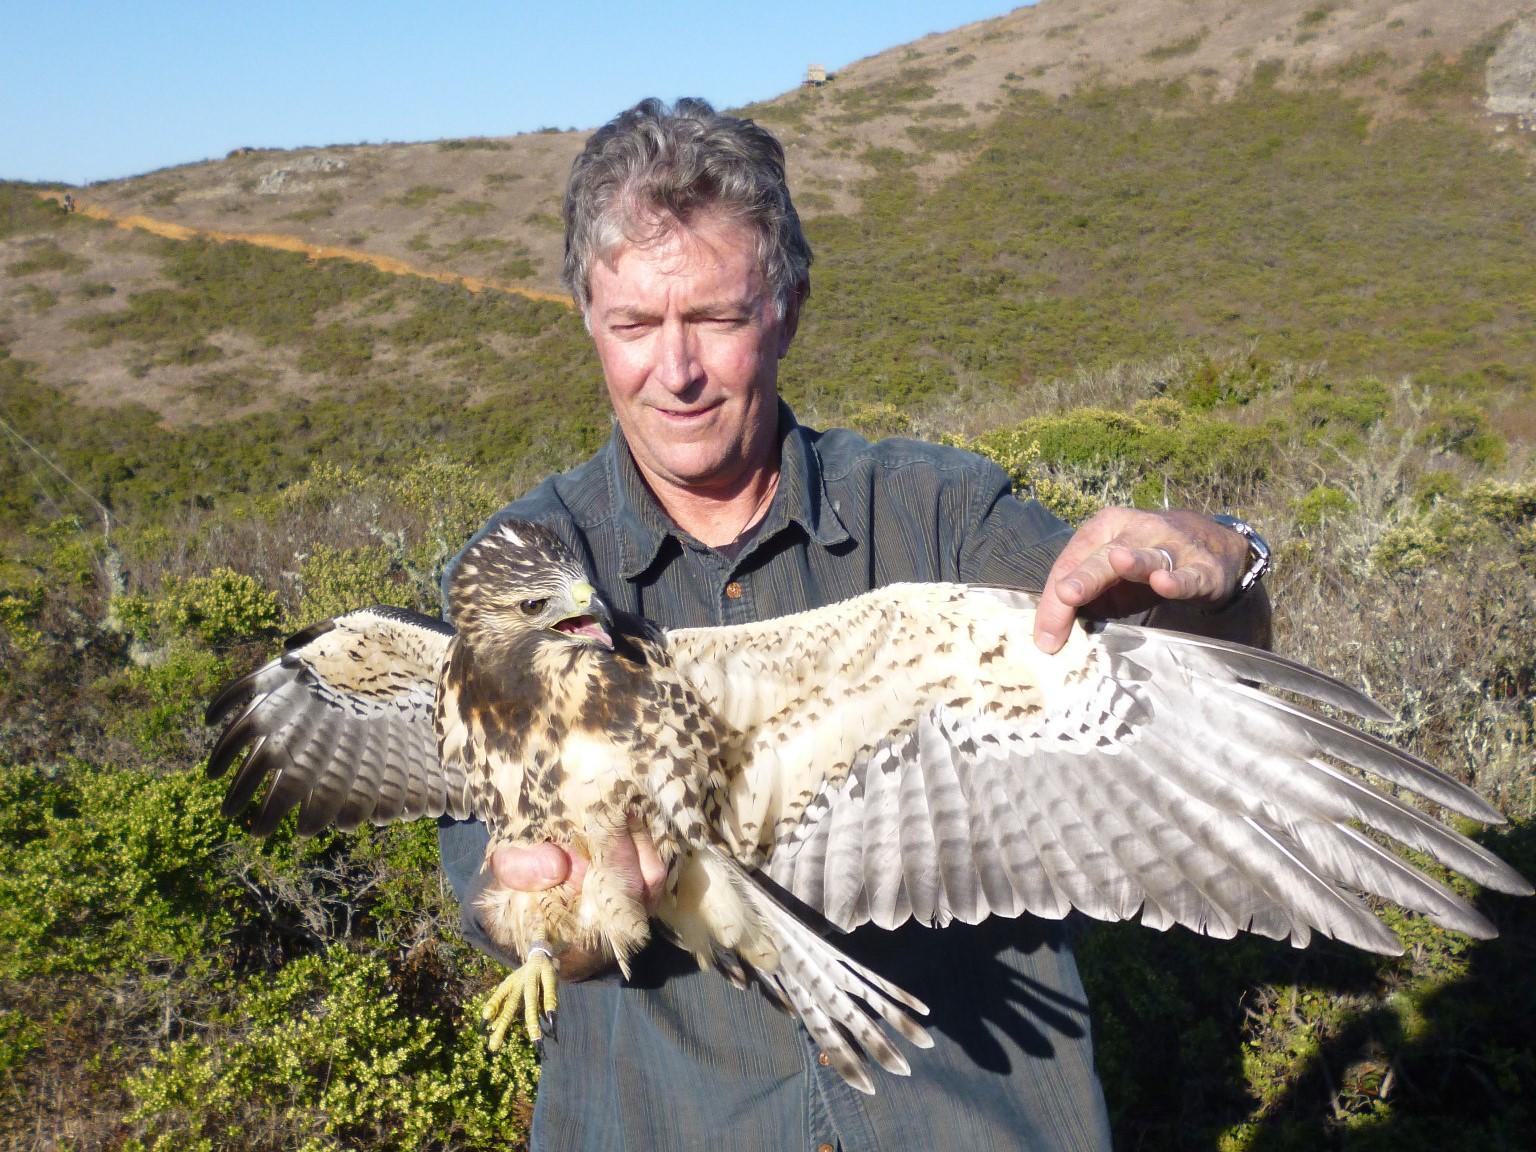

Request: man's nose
left=654, top=319, right=702, bottom=394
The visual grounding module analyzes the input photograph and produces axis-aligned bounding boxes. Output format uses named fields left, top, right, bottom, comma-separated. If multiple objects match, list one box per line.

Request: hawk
left=206, top=519, right=1530, bottom=1094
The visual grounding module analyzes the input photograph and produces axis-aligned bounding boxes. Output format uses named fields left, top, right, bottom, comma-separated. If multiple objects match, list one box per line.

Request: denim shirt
left=439, top=406, right=1113, bottom=1151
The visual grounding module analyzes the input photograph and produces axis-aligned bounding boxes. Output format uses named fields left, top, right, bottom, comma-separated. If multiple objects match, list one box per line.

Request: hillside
left=2, top=2, right=1535, bottom=1150
left=4, top=0, right=1535, bottom=432
left=58, top=0, right=1536, bottom=298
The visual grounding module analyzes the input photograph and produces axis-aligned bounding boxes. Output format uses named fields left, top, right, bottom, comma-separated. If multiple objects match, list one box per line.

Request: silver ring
left=1154, top=548, right=1175, bottom=573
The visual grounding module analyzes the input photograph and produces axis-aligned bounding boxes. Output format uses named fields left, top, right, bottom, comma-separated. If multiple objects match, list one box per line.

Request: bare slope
left=68, top=0, right=1533, bottom=294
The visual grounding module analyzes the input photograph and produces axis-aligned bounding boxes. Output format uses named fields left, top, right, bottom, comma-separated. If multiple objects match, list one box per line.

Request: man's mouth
left=656, top=401, right=721, bottom=422
left=555, top=615, right=613, bottom=647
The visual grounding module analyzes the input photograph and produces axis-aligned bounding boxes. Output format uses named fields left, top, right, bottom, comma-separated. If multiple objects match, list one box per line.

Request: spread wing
left=666, top=584, right=1531, bottom=955
left=206, top=605, right=471, bottom=835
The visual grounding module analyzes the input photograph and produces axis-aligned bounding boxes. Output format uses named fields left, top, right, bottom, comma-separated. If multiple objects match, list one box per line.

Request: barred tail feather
left=691, top=845, right=931, bottom=1094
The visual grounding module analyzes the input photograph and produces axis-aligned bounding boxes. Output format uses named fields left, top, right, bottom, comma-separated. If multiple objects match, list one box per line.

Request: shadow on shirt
left=622, top=911, right=1090, bottom=1074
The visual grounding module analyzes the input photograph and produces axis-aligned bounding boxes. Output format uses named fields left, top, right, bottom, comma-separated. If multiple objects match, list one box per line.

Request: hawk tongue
left=555, top=615, right=613, bottom=648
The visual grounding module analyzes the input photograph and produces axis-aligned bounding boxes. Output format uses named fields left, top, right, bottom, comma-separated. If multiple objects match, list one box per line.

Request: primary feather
left=207, top=521, right=1531, bottom=1094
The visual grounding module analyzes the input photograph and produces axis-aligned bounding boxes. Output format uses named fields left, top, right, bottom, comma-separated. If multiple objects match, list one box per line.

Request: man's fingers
left=627, top=812, right=669, bottom=912
left=1034, top=543, right=1122, bottom=653
left=491, top=842, right=572, bottom=891
left=1110, top=544, right=1184, bottom=598
left=1107, top=544, right=1226, bottom=601
left=1033, top=508, right=1253, bottom=654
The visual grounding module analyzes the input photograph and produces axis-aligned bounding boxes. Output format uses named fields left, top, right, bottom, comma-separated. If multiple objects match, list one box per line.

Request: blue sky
left=3, top=1, right=1030, bottom=185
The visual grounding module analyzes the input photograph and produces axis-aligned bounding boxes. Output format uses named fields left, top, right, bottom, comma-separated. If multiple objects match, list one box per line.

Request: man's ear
left=777, top=280, right=809, bottom=358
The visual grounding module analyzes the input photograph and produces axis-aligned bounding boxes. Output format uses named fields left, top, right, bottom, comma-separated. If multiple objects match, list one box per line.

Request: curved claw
left=482, top=946, right=560, bottom=1053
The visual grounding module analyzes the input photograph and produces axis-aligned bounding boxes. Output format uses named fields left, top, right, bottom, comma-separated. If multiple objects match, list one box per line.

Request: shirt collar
left=605, top=400, right=850, bottom=581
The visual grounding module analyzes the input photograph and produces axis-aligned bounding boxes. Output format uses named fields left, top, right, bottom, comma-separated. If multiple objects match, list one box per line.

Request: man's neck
left=642, top=465, right=781, bottom=550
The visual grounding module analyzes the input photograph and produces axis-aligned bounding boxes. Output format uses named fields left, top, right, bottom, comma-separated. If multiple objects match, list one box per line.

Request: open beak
left=553, top=580, right=614, bottom=647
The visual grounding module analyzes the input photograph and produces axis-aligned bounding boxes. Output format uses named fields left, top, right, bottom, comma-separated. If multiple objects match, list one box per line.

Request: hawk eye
left=518, top=598, right=549, bottom=616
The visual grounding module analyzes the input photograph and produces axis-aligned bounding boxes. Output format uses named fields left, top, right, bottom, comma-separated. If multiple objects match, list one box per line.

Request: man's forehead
left=592, top=213, right=767, bottom=310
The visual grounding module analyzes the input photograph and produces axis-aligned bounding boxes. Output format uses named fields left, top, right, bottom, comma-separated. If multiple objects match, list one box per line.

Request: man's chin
left=650, top=453, right=737, bottom=489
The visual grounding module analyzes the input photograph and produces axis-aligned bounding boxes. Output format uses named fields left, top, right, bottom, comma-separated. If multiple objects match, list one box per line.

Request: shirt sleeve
left=957, top=460, right=1076, bottom=591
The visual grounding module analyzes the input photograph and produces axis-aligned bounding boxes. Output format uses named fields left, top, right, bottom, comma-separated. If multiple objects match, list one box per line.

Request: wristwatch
left=1210, top=513, right=1271, bottom=607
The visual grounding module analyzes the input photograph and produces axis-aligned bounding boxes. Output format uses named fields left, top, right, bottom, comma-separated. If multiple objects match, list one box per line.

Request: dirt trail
left=38, top=191, right=573, bottom=308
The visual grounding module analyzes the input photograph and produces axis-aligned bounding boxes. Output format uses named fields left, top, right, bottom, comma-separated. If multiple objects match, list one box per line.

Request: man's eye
left=519, top=598, right=548, bottom=616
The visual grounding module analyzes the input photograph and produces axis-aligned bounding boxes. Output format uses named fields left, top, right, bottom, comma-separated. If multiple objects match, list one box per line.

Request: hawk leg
left=482, top=942, right=559, bottom=1055
left=577, top=851, right=652, bottom=979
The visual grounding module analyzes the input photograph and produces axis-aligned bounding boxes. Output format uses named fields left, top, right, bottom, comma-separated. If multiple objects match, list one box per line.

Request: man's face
left=586, top=211, right=798, bottom=500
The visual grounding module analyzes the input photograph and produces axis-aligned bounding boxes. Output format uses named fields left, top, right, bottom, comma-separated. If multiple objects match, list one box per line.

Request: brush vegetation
left=2, top=38, right=1534, bottom=1152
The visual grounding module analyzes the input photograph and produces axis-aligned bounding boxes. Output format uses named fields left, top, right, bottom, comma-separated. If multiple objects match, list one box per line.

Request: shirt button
left=724, top=581, right=743, bottom=599
left=817, top=1051, right=831, bottom=1067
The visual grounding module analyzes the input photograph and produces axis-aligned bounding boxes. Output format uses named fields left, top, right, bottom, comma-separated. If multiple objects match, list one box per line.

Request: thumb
left=491, top=842, right=571, bottom=891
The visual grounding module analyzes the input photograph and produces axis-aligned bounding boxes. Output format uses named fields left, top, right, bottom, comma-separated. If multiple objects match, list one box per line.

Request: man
left=440, top=97, right=1270, bottom=1151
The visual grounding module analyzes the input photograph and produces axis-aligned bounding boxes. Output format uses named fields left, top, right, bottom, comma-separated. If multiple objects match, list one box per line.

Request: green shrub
left=106, top=643, right=230, bottom=763
left=0, top=183, right=73, bottom=236
left=1468, top=479, right=1536, bottom=526
left=297, top=322, right=375, bottom=377
left=1369, top=481, right=1533, bottom=575
left=1144, top=29, right=1207, bottom=61
left=968, top=430, right=1107, bottom=524
left=7, top=239, right=87, bottom=277
left=0, top=763, right=236, bottom=980
left=1292, top=484, right=1355, bottom=530
left=159, top=568, right=283, bottom=648
left=1372, top=515, right=1459, bottom=574
left=296, top=544, right=400, bottom=624
left=0, top=584, right=44, bottom=653
left=395, top=184, right=451, bottom=207
left=493, top=256, right=537, bottom=279
left=1418, top=400, right=1508, bottom=467
left=127, top=945, right=538, bottom=1152
left=971, top=401, right=1272, bottom=510
left=1412, top=470, right=1462, bottom=511
left=1288, top=377, right=1390, bottom=432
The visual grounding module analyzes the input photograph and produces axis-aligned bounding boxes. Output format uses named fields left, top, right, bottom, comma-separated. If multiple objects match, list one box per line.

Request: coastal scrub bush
left=1292, top=484, right=1356, bottom=531
left=6, top=239, right=87, bottom=277
left=0, top=763, right=236, bottom=980
left=1417, top=399, right=1507, bottom=467
left=104, top=643, right=230, bottom=764
left=971, top=401, right=1273, bottom=510
left=126, top=946, right=538, bottom=1152
left=295, top=544, right=401, bottom=624
left=159, top=569, right=283, bottom=648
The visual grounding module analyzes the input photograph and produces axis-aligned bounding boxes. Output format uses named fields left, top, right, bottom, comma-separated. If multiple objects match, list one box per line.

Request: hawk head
left=447, top=520, right=615, bottom=655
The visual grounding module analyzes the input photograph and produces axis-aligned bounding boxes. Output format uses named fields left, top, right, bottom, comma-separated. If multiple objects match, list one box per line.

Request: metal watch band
left=1210, top=513, right=1271, bottom=604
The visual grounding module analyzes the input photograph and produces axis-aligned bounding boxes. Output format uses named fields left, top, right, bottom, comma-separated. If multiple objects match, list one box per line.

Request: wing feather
left=678, top=583, right=1529, bottom=961
left=206, top=605, right=467, bottom=834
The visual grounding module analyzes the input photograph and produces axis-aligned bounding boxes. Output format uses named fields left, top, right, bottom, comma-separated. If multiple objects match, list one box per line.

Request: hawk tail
left=701, top=846, right=934, bottom=1095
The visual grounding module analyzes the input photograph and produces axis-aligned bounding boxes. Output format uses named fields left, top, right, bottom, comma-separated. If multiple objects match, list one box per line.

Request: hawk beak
left=571, top=581, right=613, bottom=626
left=553, top=581, right=614, bottom=647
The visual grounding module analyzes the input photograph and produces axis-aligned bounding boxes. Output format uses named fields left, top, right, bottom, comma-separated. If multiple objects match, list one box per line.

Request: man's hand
left=1033, top=507, right=1254, bottom=654
left=489, top=813, right=668, bottom=980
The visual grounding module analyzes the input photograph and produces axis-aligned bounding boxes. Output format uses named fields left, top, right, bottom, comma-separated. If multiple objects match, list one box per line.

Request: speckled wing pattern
left=667, top=583, right=1531, bottom=956
left=206, top=605, right=469, bottom=836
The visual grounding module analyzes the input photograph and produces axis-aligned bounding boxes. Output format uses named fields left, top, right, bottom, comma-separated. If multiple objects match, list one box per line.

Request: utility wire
left=0, top=410, right=113, bottom=540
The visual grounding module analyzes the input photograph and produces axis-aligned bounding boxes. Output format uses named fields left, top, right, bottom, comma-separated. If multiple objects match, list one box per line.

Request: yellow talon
left=482, top=945, right=560, bottom=1053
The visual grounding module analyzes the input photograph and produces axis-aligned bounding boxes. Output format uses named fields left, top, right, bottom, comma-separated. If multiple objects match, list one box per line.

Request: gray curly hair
left=562, top=97, right=813, bottom=320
